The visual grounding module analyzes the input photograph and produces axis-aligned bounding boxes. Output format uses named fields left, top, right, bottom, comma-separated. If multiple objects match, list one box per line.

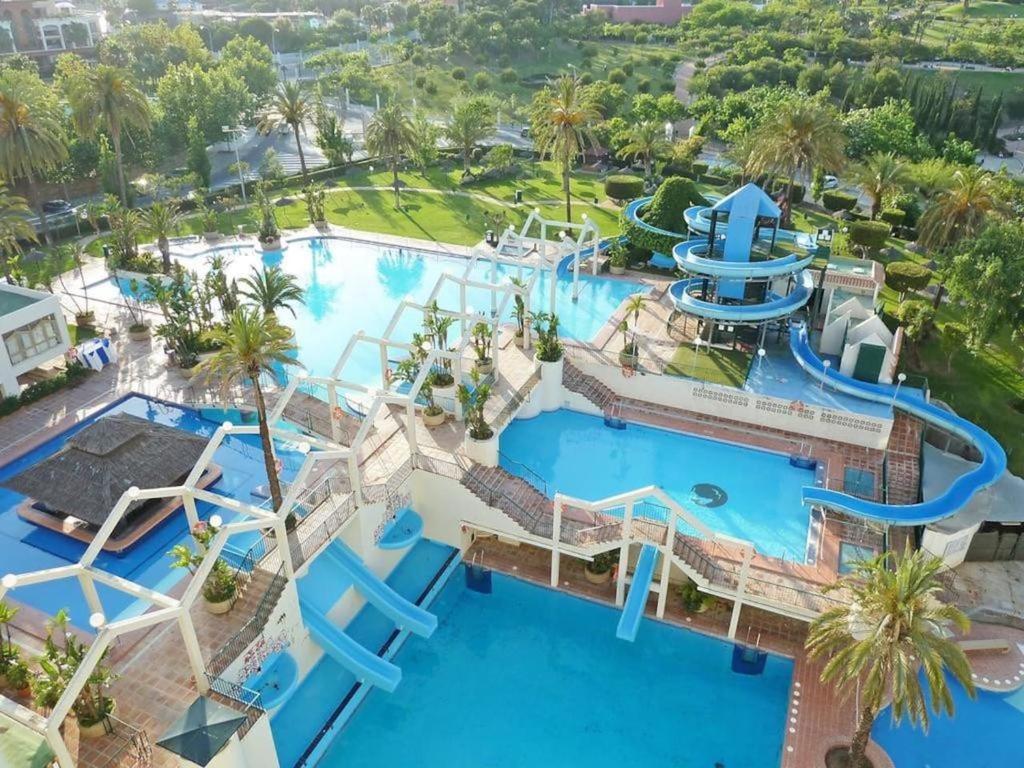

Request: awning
left=156, top=697, right=248, bottom=767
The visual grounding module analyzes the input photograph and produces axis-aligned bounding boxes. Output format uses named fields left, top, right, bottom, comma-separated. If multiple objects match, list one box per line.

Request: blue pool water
left=499, top=409, right=815, bottom=561
left=873, top=675, right=1024, bottom=767
left=317, top=567, right=793, bottom=768
left=89, top=239, right=645, bottom=388
left=0, top=395, right=306, bottom=629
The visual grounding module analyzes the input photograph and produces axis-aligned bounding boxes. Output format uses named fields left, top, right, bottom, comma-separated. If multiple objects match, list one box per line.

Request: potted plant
left=471, top=322, right=494, bottom=375
left=619, top=295, right=645, bottom=368
left=123, top=278, right=151, bottom=340
left=33, top=610, right=116, bottom=738
left=678, top=578, right=714, bottom=613
left=199, top=205, right=221, bottom=242
left=531, top=311, right=563, bottom=411
left=424, top=302, right=456, bottom=396
left=168, top=521, right=237, bottom=614
left=395, top=337, right=446, bottom=427
left=0, top=600, right=19, bottom=689
left=256, top=183, right=282, bottom=252
left=585, top=550, right=616, bottom=584
left=608, top=243, right=628, bottom=275
left=457, top=369, right=497, bottom=466
left=510, top=276, right=527, bottom=340
left=6, top=659, right=31, bottom=699
left=304, top=182, right=327, bottom=229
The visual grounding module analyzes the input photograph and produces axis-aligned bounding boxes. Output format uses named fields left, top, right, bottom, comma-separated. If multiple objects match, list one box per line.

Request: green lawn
left=67, top=324, right=97, bottom=345
left=664, top=344, right=753, bottom=387
left=910, top=68, right=1024, bottom=98
left=939, top=1, right=1023, bottom=18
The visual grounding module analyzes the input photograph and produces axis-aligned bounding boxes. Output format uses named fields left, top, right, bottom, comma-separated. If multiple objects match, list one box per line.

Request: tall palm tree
left=444, top=97, right=495, bottom=177
left=364, top=102, right=416, bottom=209
left=917, top=166, right=1003, bottom=253
left=746, top=101, right=846, bottom=226
left=198, top=308, right=301, bottom=512
left=67, top=65, right=151, bottom=207
left=261, top=82, right=313, bottom=181
left=620, top=121, right=669, bottom=180
left=0, top=184, right=36, bottom=282
left=807, top=548, right=975, bottom=768
left=239, top=265, right=305, bottom=318
left=531, top=74, right=599, bottom=222
left=850, top=152, right=908, bottom=220
left=0, top=71, right=68, bottom=243
left=142, top=200, right=183, bottom=274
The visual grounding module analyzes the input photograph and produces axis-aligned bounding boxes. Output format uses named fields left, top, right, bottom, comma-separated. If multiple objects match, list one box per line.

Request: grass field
left=939, top=0, right=1023, bottom=18
left=910, top=67, right=1024, bottom=97
left=665, top=345, right=753, bottom=387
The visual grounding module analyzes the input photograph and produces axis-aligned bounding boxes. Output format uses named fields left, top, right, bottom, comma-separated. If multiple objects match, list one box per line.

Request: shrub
left=822, top=190, right=858, bottom=213
left=885, top=261, right=931, bottom=301
left=451, top=66, right=466, bottom=81
left=17, top=363, right=90, bottom=409
left=636, top=77, right=651, bottom=93
left=690, top=160, right=709, bottom=177
left=499, top=67, right=518, bottom=83
left=410, top=51, right=425, bottom=66
left=604, top=174, right=645, bottom=201
left=424, top=81, right=438, bottom=95
left=622, top=176, right=708, bottom=254
left=608, top=68, right=627, bottom=84
left=884, top=191, right=921, bottom=227
left=414, top=74, right=427, bottom=89
left=848, top=220, right=891, bottom=251
left=879, top=209, right=906, bottom=227
left=661, top=80, right=675, bottom=94
left=472, top=71, right=491, bottom=90
left=702, top=173, right=729, bottom=186
left=621, top=61, right=635, bottom=77
left=770, top=178, right=805, bottom=204
left=579, top=72, right=594, bottom=85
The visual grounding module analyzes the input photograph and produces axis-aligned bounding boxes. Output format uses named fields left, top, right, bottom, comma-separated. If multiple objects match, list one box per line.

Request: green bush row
left=0, top=363, right=91, bottom=418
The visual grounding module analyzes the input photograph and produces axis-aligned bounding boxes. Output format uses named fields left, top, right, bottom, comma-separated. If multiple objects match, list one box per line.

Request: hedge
left=604, top=174, right=645, bottom=202
left=0, top=362, right=91, bottom=418
left=691, top=161, right=709, bottom=177
left=885, top=261, right=932, bottom=300
left=621, top=177, right=708, bottom=254
left=822, top=190, right=858, bottom=213
left=879, top=209, right=906, bottom=227
left=848, top=220, right=891, bottom=250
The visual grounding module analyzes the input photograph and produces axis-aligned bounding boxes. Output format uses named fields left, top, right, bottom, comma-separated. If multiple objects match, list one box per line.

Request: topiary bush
left=690, top=160, right=709, bottom=177
left=604, top=174, right=645, bottom=202
left=621, top=177, right=708, bottom=255
left=884, top=261, right=932, bottom=301
left=451, top=67, right=466, bottom=81
left=608, top=68, right=627, bottom=84
left=472, top=71, right=491, bottom=90
left=636, top=77, right=652, bottom=93
left=822, top=190, right=858, bottom=213
left=879, top=209, right=906, bottom=228
left=500, top=67, right=518, bottom=83
left=847, top=220, right=891, bottom=251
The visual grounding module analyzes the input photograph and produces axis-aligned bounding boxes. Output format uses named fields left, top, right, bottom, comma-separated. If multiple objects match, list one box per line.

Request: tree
left=0, top=184, right=36, bottom=282
left=408, top=112, right=441, bottom=172
left=314, top=106, right=355, bottom=167
left=68, top=65, right=151, bottom=206
left=884, top=261, right=931, bottom=302
left=142, top=200, right=183, bottom=274
left=530, top=74, right=599, bottom=222
left=851, top=152, right=908, bottom=220
left=843, top=100, right=932, bottom=161
left=943, top=220, right=1024, bottom=346
left=364, top=102, right=416, bottom=208
left=746, top=100, right=846, bottom=226
left=896, top=299, right=935, bottom=363
left=918, top=166, right=1004, bottom=253
left=619, top=121, right=669, bottom=179
left=186, top=117, right=211, bottom=188
left=445, top=97, right=496, bottom=176
left=198, top=308, right=300, bottom=512
left=260, top=81, right=313, bottom=180
left=807, top=548, right=974, bottom=768
left=238, top=265, right=305, bottom=318
left=219, top=36, right=278, bottom=106
left=0, top=70, right=68, bottom=243
left=156, top=62, right=251, bottom=147
left=939, top=322, right=969, bottom=373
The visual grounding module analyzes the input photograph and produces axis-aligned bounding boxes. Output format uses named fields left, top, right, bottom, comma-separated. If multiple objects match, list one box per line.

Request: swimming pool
left=0, top=395, right=307, bottom=629
left=499, top=409, right=815, bottom=561
left=316, top=566, right=793, bottom=768
left=873, top=674, right=1024, bottom=768
left=85, top=238, right=645, bottom=388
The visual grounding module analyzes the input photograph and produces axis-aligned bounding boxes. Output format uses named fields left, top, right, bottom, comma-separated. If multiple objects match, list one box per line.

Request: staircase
left=462, top=463, right=554, bottom=537
left=562, top=359, right=617, bottom=413
left=206, top=562, right=288, bottom=677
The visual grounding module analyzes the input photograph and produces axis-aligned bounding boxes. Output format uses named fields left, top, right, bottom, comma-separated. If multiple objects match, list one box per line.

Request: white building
left=0, top=283, right=71, bottom=398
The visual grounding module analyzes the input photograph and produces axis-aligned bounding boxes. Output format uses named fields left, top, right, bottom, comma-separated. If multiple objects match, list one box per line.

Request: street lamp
left=222, top=125, right=248, bottom=203
left=820, top=359, right=831, bottom=390
left=691, top=336, right=703, bottom=375
left=757, top=347, right=766, bottom=368
left=893, top=372, right=907, bottom=402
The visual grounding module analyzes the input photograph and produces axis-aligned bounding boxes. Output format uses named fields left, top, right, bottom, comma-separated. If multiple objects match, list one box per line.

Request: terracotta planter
left=260, top=236, right=282, bottom=253
left=78, top=702, right=115, bottom=739
left=609, top=265, right=626, bottom=276
left=205, top=596, right=233, bottom=615
left=422, top=409, right=446, bottom=427
left=584, top=566, right=612, bottom=584
left=463, top=432, right=498, bottom=467
left=128, top=324, right=151, bottom=341
left=474, top=358, right=494, bottom=375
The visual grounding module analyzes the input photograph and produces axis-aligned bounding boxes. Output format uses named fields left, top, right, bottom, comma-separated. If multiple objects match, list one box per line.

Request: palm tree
left=0, top=71, right=68, bottom=243
left=239, top=265, right=305, bottom=318
left=620, top=121, right=669, bottom=180
left=364, top=102, right=416, bottom=209
left=746, top=101, right=846, bottom=226
left=261, top=82, right=314, bottom=180
left=142, top=200, right=183, bottom=274
left=807, top=548, right=975, bottom=768
left=445, top=97, right=496, bottom=177
left=0, top=184, right=36, bottom=282
left=67, top=65, right=151, bottom=207
left=530, top=74, right=599, bottom=222
left=198, top=308, right=301, bottom=512
left=917, top=166, right=1003, bottom=253
left=850, top=152, right=908, bottom=220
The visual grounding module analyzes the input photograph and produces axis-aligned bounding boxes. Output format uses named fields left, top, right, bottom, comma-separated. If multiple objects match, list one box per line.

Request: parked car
left=42, top=199, right=73, bottom=215
left=823, top=175, right=839, bottom=190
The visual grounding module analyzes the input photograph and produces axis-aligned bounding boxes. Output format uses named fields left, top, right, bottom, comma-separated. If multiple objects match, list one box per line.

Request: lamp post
left=757, top=346, right=766, bottom=369
left=222, top=125, right=248, bottom=203
left=893, top=372, right=907, bottom=402
left=691, top=336, right=703, bottom=376
left=820, top=359, right=831, bottom=391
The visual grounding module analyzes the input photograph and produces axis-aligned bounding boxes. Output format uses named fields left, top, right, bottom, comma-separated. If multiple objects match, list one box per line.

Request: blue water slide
left=623, top=196, right=689, bottom=244
left=616, top=544, right=659, bottom=642
left=298, top=598, right=401, bottom=692
left=672, top=239, right=815, bottom=279
left=668, top=270, right=814, bottom=323
left=324, top=541, right=437, bottom=638
left=789, top=324, right=1006, bottom=525
left=681, top=202, right=817, bottom=249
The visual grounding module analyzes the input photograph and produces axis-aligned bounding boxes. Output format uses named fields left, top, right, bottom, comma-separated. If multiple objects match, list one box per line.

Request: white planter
left=609, top=265, right=626, bottom=275
left=260, top=237, right=282, bottom=253
left=464, top=433, right=498, bottom=467
left=538, top=358, right=564, bottom=412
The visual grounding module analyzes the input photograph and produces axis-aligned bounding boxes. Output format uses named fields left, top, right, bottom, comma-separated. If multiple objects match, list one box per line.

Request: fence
left=96, top=715, right=152, bottom=768
left=204, top=675, right=265, bottom=738
left=207, top=563, right=287, bottom=678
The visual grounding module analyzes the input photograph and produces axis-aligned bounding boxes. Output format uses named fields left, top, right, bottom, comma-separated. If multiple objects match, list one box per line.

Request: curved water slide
left=668, top=272, right=815, bottom=323
left=790, top=324, right=1007, bottom=525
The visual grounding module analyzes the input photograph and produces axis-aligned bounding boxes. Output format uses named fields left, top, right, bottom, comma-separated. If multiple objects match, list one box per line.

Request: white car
left=822, top=175, right=839, bottom=190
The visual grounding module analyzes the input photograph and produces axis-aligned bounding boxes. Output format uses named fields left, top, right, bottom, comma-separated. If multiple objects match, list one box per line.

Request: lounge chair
left=958, top=638, right=1011, bottom=654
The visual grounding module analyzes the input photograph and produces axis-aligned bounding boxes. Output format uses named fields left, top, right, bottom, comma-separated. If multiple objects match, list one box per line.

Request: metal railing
left=497, top=450, right=549, bottom=496
left=96, top=716, right=152, bottom=768
left=291, top=493, right=358, bottom=569
left=491, top=369, right=541, bottom=433
left=204, top=675, right=265, bottom=738
left=206, top=564, right=287, bottom=677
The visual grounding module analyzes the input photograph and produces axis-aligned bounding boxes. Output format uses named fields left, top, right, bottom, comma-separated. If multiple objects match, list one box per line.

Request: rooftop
left=0, top=288, right=42, bottom=317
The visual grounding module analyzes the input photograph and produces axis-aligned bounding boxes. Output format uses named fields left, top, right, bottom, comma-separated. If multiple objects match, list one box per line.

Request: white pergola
left=0, top=421, right=353, bottom=768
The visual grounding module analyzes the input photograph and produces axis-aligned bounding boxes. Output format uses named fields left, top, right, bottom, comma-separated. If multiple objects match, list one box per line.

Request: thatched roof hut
left=4, top=414, right=209, bottom=532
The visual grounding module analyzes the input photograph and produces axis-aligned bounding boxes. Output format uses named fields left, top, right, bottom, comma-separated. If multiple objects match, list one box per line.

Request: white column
left=550, top=498, right=562, bottom=587
left=572, top=240, right=581, bottom=302
left=178, top=611, right=211, bottom=693
left=406, top=400, right=419, bottom=456
left=615, top=501, right=634, bottom=607
left=452, top=353, right=463, bottom=421
left=656, top=506, right=676, bottom=618
left=327, top=382, right=342, bottom=444
left=728, top=545, right=754, bottom=640
left=0, top=341, right=19, bottom=398
left=348, top=453, right=363, bottom=507
left=379, top=344, right=390, bottom=390
left=77, top=572, right=103, bottom=617
left=182, top=492, right=200, bottom=529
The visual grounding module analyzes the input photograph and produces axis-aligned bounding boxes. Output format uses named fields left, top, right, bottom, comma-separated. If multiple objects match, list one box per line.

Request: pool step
left=562, top=360, right=618, bottom=413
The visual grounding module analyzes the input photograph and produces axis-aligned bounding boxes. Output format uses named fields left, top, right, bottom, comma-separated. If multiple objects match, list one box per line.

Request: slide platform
left=299, top=598, right=401, bottom=692
left=790, top=324, right=1006, bottom=525
left=616, top=544, right=658, bottom=642
left=324, top=541, right=437, bottom=638
left=668, top=270, right=814, bottom=323
left=672, top=238, right=815, bottom=279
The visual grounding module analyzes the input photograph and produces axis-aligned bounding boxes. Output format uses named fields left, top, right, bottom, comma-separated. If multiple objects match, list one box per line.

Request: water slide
left=299, top=598, right=402, bottom=692
left=789, top=323, right=1007, bottom=525
left=323, top=541, right=437, bottom=638
left=668, top=271, right=815, bottom=323
left=616, top=544, right=659, bottom=642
